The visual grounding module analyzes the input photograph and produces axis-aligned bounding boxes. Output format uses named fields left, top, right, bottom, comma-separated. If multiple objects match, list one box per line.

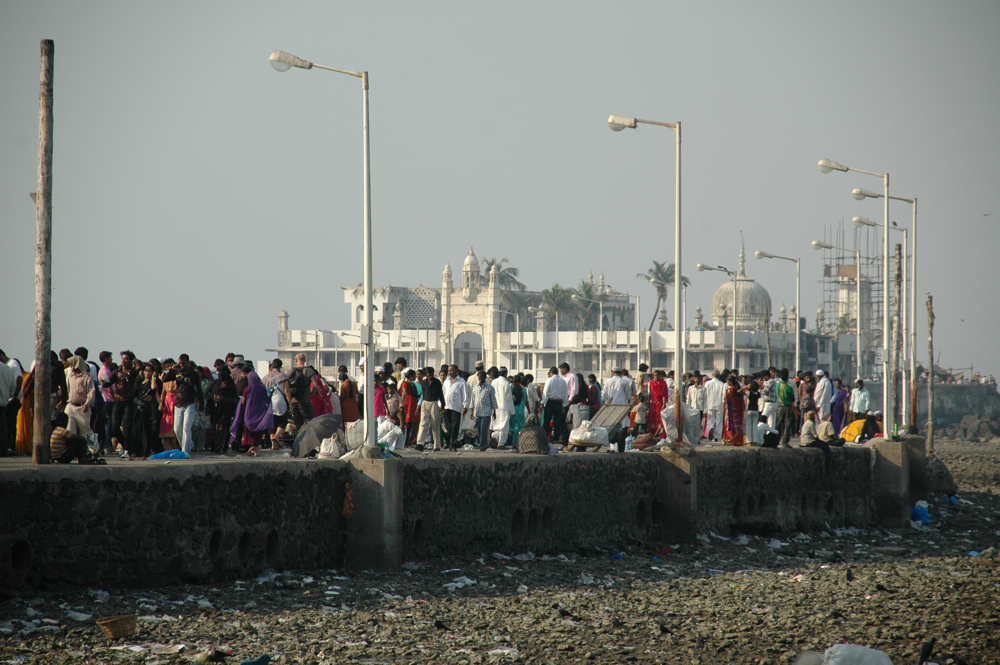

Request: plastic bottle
left=625, top=437, right=634, bottom=452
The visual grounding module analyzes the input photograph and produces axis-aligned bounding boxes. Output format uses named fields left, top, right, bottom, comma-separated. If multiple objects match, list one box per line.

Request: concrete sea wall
left=1, top=443, right=914, bottom=590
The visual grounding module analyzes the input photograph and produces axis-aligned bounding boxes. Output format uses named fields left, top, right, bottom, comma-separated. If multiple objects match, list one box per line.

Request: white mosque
left=266, top=245, right=855, bottom=380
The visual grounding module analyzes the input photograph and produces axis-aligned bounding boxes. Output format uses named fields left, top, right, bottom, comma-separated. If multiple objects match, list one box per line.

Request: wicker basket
left=96, top=613, right=137, bottom=640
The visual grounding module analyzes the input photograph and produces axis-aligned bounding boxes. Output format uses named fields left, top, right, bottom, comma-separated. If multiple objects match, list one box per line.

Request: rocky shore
left=2, top=439, right=997, bottom=664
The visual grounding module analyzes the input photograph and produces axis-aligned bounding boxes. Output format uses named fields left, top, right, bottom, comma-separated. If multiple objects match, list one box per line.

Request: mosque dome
left=463, top=246, right=479, bottom=271
left=710, top=243, right=772, bottom=331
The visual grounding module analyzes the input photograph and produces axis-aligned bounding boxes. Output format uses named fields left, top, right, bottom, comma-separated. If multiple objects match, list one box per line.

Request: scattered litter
left=492, top=552, right=511, bottom=560
left=969, top=551, right=980, bottom=557
left=580, top=573, right=595, bottom=584
left=696, top=533, right=710, bottom=542
left=88, top=589, right=110, bottom=602
left=513, top=552, right=535, bottom=562
left=611, top=552, right=624, bottom=560
left=487, top=646, right=520, bottom=660
left=256, top=570, right=281, bottom=584
left=402, top=561, right=422, bottom=571
left=66, top=611, right=92, bottom=621
left=150, top=644, right=186, bottom=654
left=910, top=500, right=930, bottom=525
left=443, top=576, right=478, bottom=592
left=197, top=599, right=214, bottom=609
left=733, top=534, right=750, bottom=546
left=517, top=585, right=529, bottom=594
left=767, top=539, right=788, bottom=550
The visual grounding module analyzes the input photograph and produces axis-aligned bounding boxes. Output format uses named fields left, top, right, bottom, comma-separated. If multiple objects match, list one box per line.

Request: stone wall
left=399, top=455, right=673, bottom=559
left=0, top=460, right=350, bottom=591
left=1, top=446, right=912, bottom=589
left=694, top=447, right=879, bottom=535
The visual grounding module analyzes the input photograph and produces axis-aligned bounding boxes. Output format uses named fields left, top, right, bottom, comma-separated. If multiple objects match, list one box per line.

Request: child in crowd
left=631, top=393, right=648, bottom=437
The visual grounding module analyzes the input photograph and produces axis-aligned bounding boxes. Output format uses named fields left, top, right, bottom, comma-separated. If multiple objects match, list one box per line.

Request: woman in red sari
left=339, top=372, right=359, bottom=423
left=646, top=370, right=669, bottom=438
left=723, top=374, right=747, bottom=445
left=310, top=370, right=334, bottom=417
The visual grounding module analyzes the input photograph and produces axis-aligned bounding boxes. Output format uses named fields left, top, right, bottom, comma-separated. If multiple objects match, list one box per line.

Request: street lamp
left=817, top=157, right=894, bottom=438
left=497, top=310, right=520, bottom=371
left=270, top=49, right=375, bottom=449
left=527, top=306, right=558, bottom=367
left=609, top=113, right=683, bottom=446
left=811, top=241, right=861, bottom=382
left=571, top=295, right=604, bottom=378
left=853, top=214, right=910, bottom=426
left=854, top=187, right=918, bottom=431
left=754, top=250, right=800, bottom=374
left=697, top=263, right=738, bottom=369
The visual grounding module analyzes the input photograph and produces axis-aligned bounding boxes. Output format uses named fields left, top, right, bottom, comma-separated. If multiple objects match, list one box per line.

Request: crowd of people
left=0, top=343, right=887, bottom=464
left=0, top=347, right=341, bottom=462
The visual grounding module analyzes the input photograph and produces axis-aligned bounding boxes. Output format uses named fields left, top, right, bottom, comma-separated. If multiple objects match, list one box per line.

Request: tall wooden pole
left=926, top=294, right=934, bottom=458
left=33, top=39, right=54, bottom=465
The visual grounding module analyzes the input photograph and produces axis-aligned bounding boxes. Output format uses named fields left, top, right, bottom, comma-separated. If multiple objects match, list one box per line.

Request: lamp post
left=528, top=306, right=558, bottom=367
left=571, top=295, right=604, bottom=379
left=697, top=263, right=738, bottom=370
left=810, top=242, right=861, bottom=382
left=497, top=310, right=520, bottom=371
left=608, top=113, right=683, bottom=445
left=270, top=50, right=375, bottom=449
left=854, top=187, right=918, bottom=431
left=754, top=250, right=800, bottom=374
left=818, top=158, right=893, bottom=438
left=853, top=215, right=909, bottom=425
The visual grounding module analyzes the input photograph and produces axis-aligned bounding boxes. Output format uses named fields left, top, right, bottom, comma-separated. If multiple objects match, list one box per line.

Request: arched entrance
left=454, top=331, right=483, bottom=374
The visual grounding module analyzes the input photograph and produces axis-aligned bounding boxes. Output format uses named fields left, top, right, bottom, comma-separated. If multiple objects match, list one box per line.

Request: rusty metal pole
left=33, top=39, right=54, bottom=465
left=926, top=294, right=934, bottom=458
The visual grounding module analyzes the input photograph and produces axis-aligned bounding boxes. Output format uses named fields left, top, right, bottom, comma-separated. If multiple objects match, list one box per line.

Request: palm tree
left=539, top=284, right=574, bottom=331
left=480, top=257, right=526, bottom=292
left=637, top=261, right=691, bottom=357
left=572, top=279, right=604, bottom=330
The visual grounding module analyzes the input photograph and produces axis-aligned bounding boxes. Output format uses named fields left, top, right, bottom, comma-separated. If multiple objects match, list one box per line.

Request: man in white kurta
left=491, top=368, right=515, bottom=446
left=703, top=372, right=726, bottom=441
left=602, top=367, right=632, bottom=430
left=813, top=370, right=832, bottom=421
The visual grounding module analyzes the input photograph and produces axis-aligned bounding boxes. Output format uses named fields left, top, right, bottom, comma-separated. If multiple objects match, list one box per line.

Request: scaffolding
left=817, top=219, right=885, bottom=380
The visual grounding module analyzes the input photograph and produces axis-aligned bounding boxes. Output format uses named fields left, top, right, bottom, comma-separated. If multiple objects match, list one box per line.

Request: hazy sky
left=2, top=1, right=998, bottom=375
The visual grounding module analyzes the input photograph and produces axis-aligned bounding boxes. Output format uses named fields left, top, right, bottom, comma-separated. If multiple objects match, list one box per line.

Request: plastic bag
left=345, top=420, right=367, bottom=450
left=660, top=396, right=703, bottom=446
left=820, top=643, right=893, bottom=665
left=909, top=500, right=930, bottom=524
left=318, top=432, right=345, bottom=458
left=568, top=420, right=609, bottom=446
left=150, top=449, right=189, bottom=460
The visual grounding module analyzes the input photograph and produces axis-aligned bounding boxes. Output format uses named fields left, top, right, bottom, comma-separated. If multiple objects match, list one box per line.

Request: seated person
left=50, top=412, right=95, bottom=464
left=817, top=420, right=845, bottom=447
left=799, top=410, right=832, bottom=468
left=757, top=415, right=780, bottom=448
left=516, top=414, right=549, bottom=455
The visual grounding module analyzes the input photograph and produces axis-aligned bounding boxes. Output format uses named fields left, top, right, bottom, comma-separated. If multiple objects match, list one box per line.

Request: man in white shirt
left=490, top=367, right=515, bottom=447
left=813, top=369, right=832, bottom=421
left=686, top=374, right=705, bottom=439
left=621, top=369, right=637, bottom=402
left=703, top=370, right=726, bottom=441
left=849, top=379, right=870, bottom=423
left=541, top=366, right=569, bottom=443
left=442, top=364, right=470, bottom=450
left=601, top=366, right=632, bottom=432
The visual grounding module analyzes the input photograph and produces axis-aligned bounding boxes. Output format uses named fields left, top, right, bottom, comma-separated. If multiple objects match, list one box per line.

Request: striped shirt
left=470, top=381, right=498, bottom=417
left=49, top=426, right=79, bottom=459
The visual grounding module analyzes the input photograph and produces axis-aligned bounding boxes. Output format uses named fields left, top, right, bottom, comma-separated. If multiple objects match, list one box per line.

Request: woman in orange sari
left=339, top=372, right=359, bottom=423
left=15, top=367, right=35, bottom=456
left=723, top=374, right=746, bottom=445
